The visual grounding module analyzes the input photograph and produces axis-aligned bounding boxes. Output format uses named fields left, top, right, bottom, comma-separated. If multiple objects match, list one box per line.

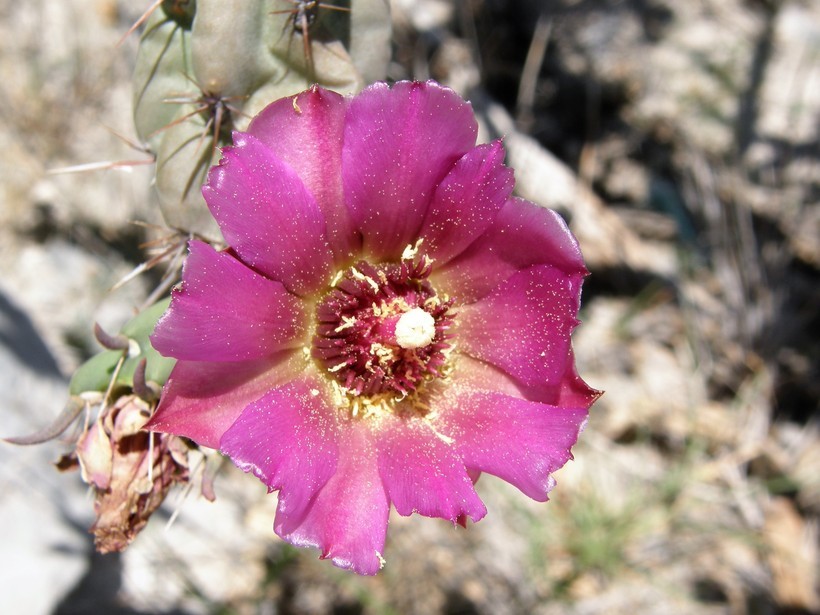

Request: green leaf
left=69, top=299, right=176, bottom=396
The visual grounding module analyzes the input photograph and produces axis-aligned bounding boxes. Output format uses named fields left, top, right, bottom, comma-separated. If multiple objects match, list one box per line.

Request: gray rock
left=0, top=288, right=89, bottom=615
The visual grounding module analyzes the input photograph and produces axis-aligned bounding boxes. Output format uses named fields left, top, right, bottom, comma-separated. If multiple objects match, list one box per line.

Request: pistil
left=311, top=250, right=453, bottom=403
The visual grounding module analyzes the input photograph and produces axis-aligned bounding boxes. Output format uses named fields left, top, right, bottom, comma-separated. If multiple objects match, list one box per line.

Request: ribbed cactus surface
left=133, top=0, right=390, bottom=238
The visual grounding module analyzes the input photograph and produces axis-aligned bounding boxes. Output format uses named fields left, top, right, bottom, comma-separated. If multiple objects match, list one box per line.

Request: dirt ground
left=0, top=1, right=817, bottom=614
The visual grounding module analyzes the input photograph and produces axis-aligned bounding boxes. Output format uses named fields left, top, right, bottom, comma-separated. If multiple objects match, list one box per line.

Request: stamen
left=401, top=238, right=424, bottom=262
left=311, top=255, right=454, bottom=406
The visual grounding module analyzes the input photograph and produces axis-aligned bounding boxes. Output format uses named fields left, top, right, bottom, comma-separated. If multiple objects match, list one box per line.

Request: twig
left=516, top=13, right=551, bottom=133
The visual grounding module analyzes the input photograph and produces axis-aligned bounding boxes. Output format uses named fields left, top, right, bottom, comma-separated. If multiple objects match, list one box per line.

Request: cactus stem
left=272, top=0, right=351, bottom=81
left=153, top=81, right=248, bottom=159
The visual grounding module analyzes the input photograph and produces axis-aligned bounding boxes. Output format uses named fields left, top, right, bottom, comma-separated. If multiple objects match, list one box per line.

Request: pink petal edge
left=435, top=387, right=590, bottom=502
left=420, top=140, right=514, bottom=266
left=202, top=132, right=333, bottom=296
left=247, top=86, right=360, bottom=263
left=435, top=197, right=587, bottom=303
left=457, top=264, right=583, bottom=390
left=276, top=418, right=390, bottom=575
left=342, top=81, right=478, bottom=260
left=220, top=374, right=341, bottom=530
left=376, top=414, right=486, bottom=523
left=151, top=240, right=306, bottom=362
left=146, top=350, right=303, bottom=449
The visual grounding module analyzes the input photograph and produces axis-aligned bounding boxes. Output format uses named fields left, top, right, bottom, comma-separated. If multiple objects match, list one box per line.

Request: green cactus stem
left=132, top=0, right=390, bottom=238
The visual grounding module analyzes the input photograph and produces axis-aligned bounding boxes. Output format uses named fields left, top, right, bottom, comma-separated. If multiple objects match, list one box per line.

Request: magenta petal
left=435, top=197, right=587, bottom=302
left=202, top=132, right=332, bottom=295
left=376, top=416, right=486, bottom=523
left=557, top=352, right=603, bottom=409
left=450, top=354, right=528, bottom=400
left=420, top=140, right=514, bottom=265
left=277, top=420, right=389, bottom=575
left=151, top=241, right=305, bottom=361
left=146, top=351, right=302, bottom=449
left=343, top=81, right=478, bottom=260
left=457, top=264, right=582, bottom=390
left=436, top=389, right=588, bottom=501
left=220, top=375, right=340, bottom=525
left=247, top=87, right=359, bottom=262
left=453, top=351, right=600, bottom=408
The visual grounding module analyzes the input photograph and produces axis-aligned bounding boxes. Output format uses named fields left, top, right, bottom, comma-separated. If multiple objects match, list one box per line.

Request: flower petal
left=151, top=241, right=306, bottom=361
left=457, top=264, right=583, bottom=390
left=277, top=419, right=389, bottom=575
left=435, top=388, right=589, bottom=501
left=220, top=374, right=340, bottom=528
left=454, top=351, right=601, bottom=407
left=557, top=352, right=603, bottom=409
left=449, top=354, right=528, bottom=400
left=202, top=132, right=332, bottom=295
left=76, top=417, right=113, bottom=490
left=376, top=415, right=486, bottom=523
left=420, top=140, right=514, bottom=265
left=435, top=197, right=587, bottom=303
left=343, top=81, right=478, bottom=260
left=146, top=351, right=303, bottom=449
left=247, top=87, right=359, bottom=262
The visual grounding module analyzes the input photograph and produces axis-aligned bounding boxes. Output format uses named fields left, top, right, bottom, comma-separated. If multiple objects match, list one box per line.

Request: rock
left=0, top=289, right=89, bottom=615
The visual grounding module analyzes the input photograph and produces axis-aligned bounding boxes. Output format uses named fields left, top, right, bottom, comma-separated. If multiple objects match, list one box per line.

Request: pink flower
left=148, top=81, right=599, bottom=574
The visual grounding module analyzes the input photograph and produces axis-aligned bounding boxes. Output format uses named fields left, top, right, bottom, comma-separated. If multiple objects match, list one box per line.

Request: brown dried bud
left=74, top=394, right=189, bottom=553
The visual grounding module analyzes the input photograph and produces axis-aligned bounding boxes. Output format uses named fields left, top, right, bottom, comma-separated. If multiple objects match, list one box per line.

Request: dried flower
left=62, top=394, right=188, bottom=553
left=149, top=81, right=599, bottom=574
left=7, top=306, right=186, bottom=553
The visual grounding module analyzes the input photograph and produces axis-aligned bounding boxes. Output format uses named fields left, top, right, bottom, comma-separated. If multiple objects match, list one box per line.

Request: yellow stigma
left=395, top=307, right=436, bottom=349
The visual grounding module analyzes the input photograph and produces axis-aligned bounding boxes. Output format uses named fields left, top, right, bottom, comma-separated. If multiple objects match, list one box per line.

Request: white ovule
left=394, top=307, right=436, bottom=349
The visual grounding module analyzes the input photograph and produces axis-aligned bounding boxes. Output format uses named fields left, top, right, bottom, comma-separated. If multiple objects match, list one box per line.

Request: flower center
left=395, top=307, right=436, bottom=349
left=312, top=249, right=453, bottom=400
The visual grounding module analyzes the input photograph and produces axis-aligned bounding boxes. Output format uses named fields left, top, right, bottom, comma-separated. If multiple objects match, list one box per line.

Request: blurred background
left=0, top=0, right=817, bottom=613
